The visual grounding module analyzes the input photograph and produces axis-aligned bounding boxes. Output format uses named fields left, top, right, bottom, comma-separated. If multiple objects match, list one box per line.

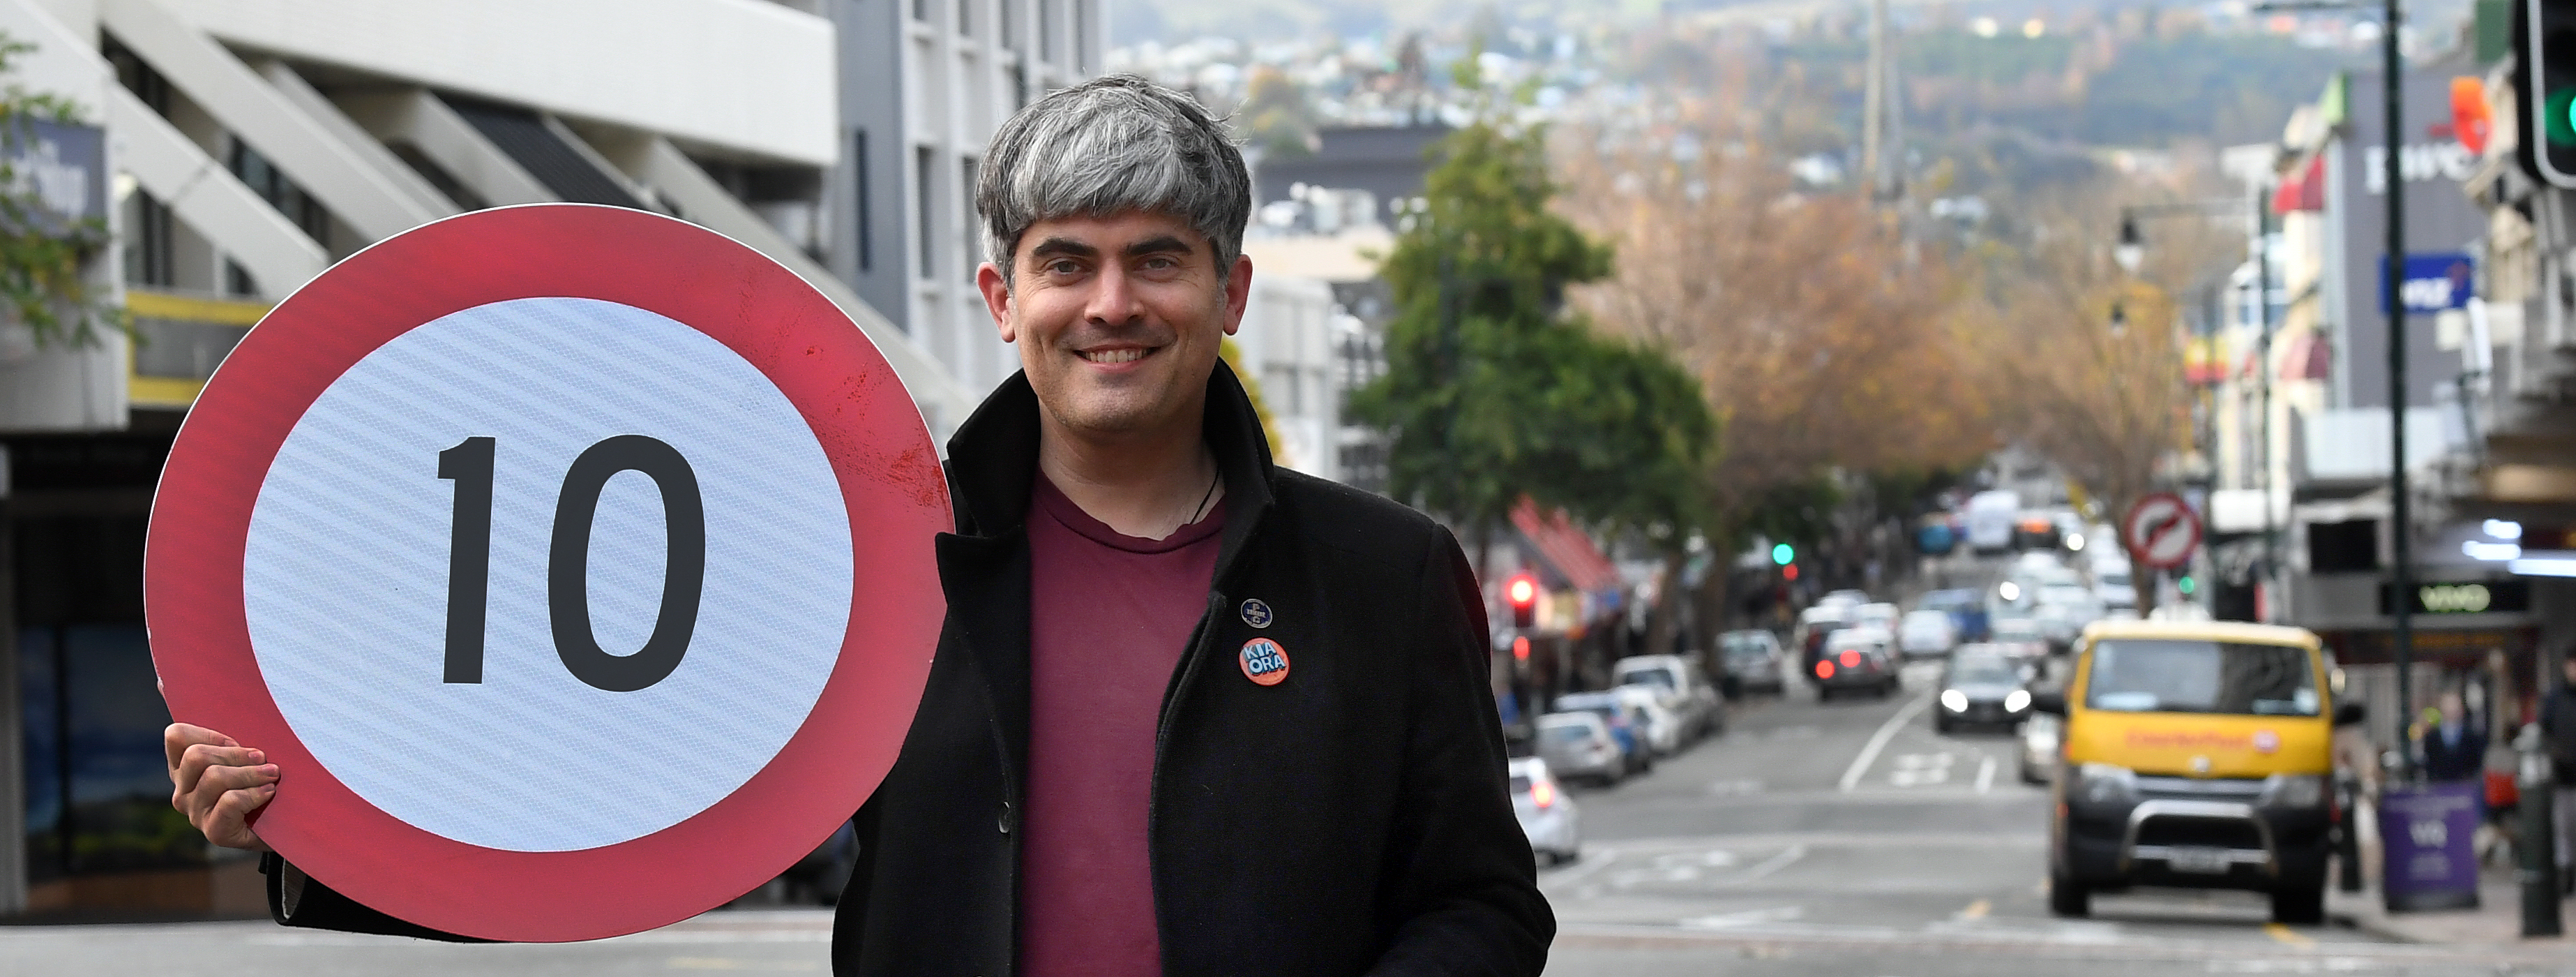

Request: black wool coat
left=260, top=364, right=1553, bottom=976
left=836, top=364, right=1551, bottom=976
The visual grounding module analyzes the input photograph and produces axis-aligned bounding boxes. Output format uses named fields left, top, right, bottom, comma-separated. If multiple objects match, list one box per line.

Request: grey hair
left=977, top=74, right=1251, bottom=284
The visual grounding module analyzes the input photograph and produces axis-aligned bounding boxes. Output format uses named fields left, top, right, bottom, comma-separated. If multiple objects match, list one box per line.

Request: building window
left=1040, top=0, right=1056, bottom=64
left=1000, top=0, right=1018, bottom=47
left=956, top=0, right=970, bottom=37
left=917, top=146, right=937, bottom=280
left=912, top=0, right=928, bottom=22
left=1012, top=64, right=1030, bottom=110
left=227, top=139, right=329, bottom=241
left=854, top=130, right=873, bottom=272
left=125, top=191, right=173, bottom=287
left=961, top=157, right=980, bottom=283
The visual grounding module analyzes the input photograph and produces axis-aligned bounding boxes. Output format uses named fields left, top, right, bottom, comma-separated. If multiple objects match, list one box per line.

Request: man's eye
left=1047, top=260, right=1080, bottom=274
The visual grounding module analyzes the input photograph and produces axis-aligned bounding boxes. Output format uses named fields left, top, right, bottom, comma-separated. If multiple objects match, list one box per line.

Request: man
left=2544, top=655, right=2576, bottom=896
left=2415, top=689, right=2485, bottom=784
left=165, top=75, right=1553, bottom=974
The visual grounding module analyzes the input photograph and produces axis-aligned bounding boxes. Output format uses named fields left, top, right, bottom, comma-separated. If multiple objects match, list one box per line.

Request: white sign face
left=2121, top=494, right=2201, bottom=571
left=243, top=297, right=854, bottom=852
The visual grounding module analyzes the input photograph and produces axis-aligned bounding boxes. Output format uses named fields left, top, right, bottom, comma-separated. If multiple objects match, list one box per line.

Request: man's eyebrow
left=1122, top=235, right=1195, bottom=258
left=1028, top=237, right=1098, bottom=260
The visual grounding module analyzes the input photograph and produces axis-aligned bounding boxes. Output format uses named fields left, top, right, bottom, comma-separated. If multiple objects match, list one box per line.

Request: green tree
left=0, top=33, right=119, bottom=350
left=1348, top=114, right=1715, bottom=572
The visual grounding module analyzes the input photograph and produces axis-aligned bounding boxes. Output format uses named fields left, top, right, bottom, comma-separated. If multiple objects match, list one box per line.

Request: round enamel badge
left=1240, top=598, right=1274, bottom=629
left=1239, top=637, right=1290, bottom=686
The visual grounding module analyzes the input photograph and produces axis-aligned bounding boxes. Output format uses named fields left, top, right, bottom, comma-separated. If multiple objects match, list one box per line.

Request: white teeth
left=1085, top=348, right=1146, bottom=364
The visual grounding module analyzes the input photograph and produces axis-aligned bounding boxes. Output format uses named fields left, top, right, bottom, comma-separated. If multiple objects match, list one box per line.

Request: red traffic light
left=1782, top=563, right=1800, bottom=581
left=1505, top=572, right=1539, bottom=629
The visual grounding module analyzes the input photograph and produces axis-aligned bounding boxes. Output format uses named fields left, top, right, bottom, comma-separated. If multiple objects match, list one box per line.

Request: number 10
left=438, top=435, right=707, bottom=692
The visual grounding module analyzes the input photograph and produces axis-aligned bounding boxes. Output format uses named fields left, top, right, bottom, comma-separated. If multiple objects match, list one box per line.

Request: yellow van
left=2031, top=618, right=2360, bottom=925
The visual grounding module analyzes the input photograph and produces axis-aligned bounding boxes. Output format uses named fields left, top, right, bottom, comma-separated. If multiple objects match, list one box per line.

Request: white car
left=2017, top=712, right=2061, bottom=784
left=1854, top=602, right=1901, bottom=632
left=1897, top=609, right=1959, bottom=658
left=1511, top=756, right=1581, bottom=865
left=1606, top=685, right=1685, bottom=756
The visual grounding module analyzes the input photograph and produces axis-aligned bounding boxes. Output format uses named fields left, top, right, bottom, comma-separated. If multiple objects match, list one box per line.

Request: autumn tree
left=1558, top=97, right=1991, bottom=648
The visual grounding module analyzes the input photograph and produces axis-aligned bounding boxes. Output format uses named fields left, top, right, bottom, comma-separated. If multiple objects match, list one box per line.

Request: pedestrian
left=2543, top=654, right=2576, bottom=896
left=160, top=75, right=1553, bottom=974
left=2416, top=689, right=2486, bottom=783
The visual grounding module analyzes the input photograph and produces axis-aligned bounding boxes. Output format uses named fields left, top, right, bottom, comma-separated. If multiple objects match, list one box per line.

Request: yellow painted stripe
left=2263, top=922, right=2314, bottom=946
left=128, top=374, right=205, bottom=407
left=126, top=289, right=271, bottom=326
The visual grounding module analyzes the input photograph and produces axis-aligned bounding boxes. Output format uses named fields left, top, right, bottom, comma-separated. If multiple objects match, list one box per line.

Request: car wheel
left=2047, top=873, right=2091, bottom=917
left=1817, top=685, right=1834, bottom=703
left=2269, top=883, right=2325, bottom=925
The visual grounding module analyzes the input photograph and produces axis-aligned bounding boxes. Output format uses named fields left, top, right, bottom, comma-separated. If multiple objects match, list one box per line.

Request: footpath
left=2323, top=814, right=2565, bottom=948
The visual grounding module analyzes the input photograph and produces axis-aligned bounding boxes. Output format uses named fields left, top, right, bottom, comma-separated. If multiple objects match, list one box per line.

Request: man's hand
left=165, top=722, right=276, bottom=851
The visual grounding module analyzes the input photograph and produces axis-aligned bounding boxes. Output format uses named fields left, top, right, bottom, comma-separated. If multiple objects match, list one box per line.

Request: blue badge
left=1240, top=598, right=1274, bottom=629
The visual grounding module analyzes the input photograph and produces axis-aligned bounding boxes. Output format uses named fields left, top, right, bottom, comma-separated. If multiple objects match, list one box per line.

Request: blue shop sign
left=0, top=117, right=105, bottom=235
left=2377, top=253, right=2473, bottom=314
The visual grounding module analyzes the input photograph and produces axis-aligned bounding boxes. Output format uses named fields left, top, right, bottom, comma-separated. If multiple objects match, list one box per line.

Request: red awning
left=2273, top=154, right=2325, bottom=214
left=1509, top=497, right=1620, bottom=594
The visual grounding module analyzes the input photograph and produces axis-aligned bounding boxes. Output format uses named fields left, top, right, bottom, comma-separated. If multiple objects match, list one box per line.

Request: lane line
left=1975, top=755, right=1996, bottom=793
left=1837, top=691, right=1936, bottom=791
left=2261, top=923, right=2314, bottom=947
left=1731, top=844, right=1807, bottom=883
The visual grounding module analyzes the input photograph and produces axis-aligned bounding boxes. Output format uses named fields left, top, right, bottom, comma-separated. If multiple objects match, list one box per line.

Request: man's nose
left=1086, top=263, right=1146, bottom=325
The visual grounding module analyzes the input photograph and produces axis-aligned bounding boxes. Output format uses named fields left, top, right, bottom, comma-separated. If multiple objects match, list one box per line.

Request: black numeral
left=439, top=435, right=707, bottom=692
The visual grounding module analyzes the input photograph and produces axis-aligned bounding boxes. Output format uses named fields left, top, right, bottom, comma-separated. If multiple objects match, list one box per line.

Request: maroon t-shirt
left=1017, top=475, right=1225, bottom=977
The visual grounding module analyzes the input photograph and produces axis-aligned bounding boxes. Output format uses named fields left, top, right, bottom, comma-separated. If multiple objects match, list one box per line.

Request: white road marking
left=1731, top=844, right=1807, bottom=883
left=1976, top=755, right=1997, bottom=793
left=1705, top=779, right=1766, bottom=796
left=1839, top=691, right=1936, bottom=791
left=1679, top=905, right=1804, bottom=928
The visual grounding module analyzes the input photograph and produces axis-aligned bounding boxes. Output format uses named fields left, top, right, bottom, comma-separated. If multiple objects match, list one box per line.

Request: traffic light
left=1771, top=542, right=1795, bottom=565
left=2519, top=0, right=2576, bottom=187
left=2178, top=574, right=2197, bottom=596
left=1782, top=563, right=1800, bottom=581
left=1505, top=572, right=1539, bottom=629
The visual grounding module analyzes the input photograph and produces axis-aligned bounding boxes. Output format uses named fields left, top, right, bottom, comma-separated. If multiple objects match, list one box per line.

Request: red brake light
left=1839, top=650, right=1860, bottom=668
left=1815, top=660, right=1836, bottom=679
left=1532, top=777, right=1556, bottom=809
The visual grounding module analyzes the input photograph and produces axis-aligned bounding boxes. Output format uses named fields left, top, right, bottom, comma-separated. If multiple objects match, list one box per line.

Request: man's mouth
left=1078, top=347, right=1153, bottom=364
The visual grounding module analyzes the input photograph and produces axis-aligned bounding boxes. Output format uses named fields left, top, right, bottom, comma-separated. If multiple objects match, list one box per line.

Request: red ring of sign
left=144, top=204, right=949, bottom=941
left=2120, top=491, right=2201, bottom=570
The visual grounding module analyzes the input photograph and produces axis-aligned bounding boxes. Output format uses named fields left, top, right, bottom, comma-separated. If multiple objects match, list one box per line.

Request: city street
left=10, top=658, right=2572, bottom=976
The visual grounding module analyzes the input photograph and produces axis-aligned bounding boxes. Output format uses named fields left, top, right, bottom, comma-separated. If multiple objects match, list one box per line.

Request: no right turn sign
left=2120, top=492, right=2203, bottom=571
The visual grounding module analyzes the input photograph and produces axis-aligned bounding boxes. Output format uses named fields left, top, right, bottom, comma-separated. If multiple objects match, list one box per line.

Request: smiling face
left=978, top=210, right=1251, bottom=443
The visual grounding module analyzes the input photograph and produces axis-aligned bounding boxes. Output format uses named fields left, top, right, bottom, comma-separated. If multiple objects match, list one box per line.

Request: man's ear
left=1222, top=253, right=1253, bottom=337
left=977, top=262, right=1016, bottom=343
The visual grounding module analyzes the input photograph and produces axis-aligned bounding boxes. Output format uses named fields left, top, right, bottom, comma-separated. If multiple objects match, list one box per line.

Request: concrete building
left=828, top=0, right=1105, bottom=398
left=0, top=0, right=1005, bottom=918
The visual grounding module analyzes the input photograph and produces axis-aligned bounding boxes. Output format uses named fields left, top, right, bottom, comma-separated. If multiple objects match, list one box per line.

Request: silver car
left=1510, top=756, right=1581, bottom=865
left=1535, top=711, right=1627, bottom=784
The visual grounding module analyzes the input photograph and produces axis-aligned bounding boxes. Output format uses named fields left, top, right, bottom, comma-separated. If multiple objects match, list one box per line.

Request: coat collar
left=943, top=359, right=1277, bottom=566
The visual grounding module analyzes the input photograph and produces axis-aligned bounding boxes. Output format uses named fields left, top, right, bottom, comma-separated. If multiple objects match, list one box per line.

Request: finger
left=163, top=723, right=239, bottom=775
left=185, top=763, right=279, bottom=819
left=204, top=784, right=276, bottom=851
left=175, top=744, right=265, bottom=796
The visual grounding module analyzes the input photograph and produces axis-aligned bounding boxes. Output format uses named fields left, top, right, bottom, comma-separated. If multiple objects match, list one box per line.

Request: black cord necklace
left=1186, top=467, right=1221, bottom=525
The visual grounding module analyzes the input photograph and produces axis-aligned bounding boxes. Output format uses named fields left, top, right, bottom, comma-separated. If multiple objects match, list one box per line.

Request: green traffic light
left=1771, top=542, right=1794, bottom=565
left=2549, top=87, right=2576, bottom=147
left=2178, top=576, right=2197, bottom=596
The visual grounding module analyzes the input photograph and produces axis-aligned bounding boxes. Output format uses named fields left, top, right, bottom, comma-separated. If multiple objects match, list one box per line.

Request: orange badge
left=1239, top=637, right=1290, bottom=686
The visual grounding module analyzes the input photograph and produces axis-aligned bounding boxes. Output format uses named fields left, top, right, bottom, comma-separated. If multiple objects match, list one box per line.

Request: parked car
left=1717, top=629, right=1788, bottom=697
left=1898, top=609, right=1959, bottom=659
left=1509, top=756, right=1581, bottom=865
left=1812, top=627, right=1900, bottom=700
left=1534, top=711, right=1627, bottom=784
left=1553, top=692, right=1659, bottom=770
left=2091, top=563, right=2138, bottom=612
left=1606, top=685, right=1688, bottom=755
left=1933, top=646, right=2034, bottom=734
left=1613, top=654, right=1726, bottom=738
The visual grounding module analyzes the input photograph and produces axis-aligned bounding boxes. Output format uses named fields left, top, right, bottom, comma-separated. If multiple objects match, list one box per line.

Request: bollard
left=2519, top=724, right=2562, bottom=938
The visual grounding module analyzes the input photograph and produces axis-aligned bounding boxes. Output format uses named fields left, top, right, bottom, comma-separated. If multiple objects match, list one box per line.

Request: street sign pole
left=2383, top=0, right=2416, bottom=785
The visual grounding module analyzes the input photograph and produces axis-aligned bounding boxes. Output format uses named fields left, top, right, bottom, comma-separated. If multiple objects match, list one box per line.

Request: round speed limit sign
left=144, top=205, right=948, bottom=941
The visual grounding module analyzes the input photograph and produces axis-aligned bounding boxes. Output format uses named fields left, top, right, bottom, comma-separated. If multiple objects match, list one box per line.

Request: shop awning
left=1509, top=497, right=1620, bottom=595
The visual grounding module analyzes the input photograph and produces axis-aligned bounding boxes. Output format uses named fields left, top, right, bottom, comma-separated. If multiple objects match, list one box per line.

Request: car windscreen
left=1618, top=666, right=1678, bottom=688
left=1947, top=660, right=2018, bottom=685
left=2084, top=639, right=2318, bottom=716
